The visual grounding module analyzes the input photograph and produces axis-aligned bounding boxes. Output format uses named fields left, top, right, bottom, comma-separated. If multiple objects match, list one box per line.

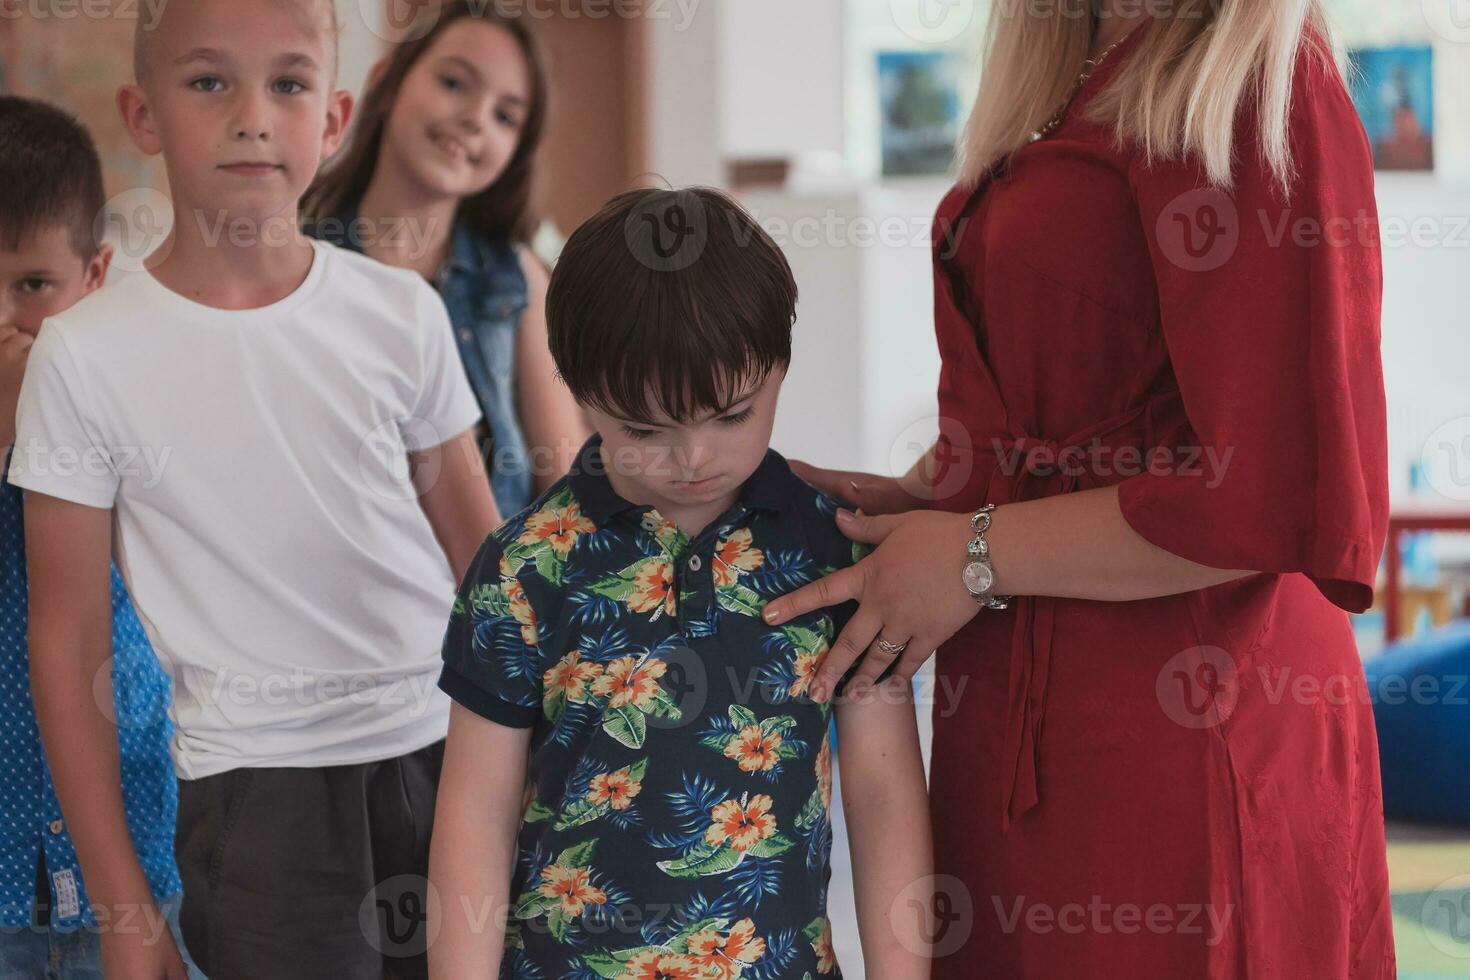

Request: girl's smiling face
left=381, top=18, right=533, bottom=201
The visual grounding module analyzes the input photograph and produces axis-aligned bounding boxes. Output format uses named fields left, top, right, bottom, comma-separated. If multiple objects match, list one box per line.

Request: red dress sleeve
left=1116, top=35, right=1388, bottom=613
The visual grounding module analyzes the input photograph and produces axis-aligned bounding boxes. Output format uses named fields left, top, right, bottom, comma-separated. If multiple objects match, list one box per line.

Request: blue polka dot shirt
left=0, top=456, right=180, bottom=930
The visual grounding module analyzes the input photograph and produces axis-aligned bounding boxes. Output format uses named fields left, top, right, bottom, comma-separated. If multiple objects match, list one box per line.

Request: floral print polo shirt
left=439, top=433, right=872, bottom=980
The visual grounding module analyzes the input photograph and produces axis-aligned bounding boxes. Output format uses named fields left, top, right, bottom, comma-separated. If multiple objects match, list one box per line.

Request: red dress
left=927, top=26, right=1396, bottom=979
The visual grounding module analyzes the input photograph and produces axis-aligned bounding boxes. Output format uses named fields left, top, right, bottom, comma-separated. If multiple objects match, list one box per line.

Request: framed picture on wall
left=1348, top=45, right=1435, bottom=172
left=878, top=50, right=963, bottom=178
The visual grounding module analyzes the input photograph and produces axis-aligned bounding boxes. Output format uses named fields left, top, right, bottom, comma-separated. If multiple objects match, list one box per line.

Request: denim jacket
left=311, top=206, right=535, bottom=517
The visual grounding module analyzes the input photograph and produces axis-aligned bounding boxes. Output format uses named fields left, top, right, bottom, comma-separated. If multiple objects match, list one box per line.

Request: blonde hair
left=133, top=0, right=342, bottom=85
left=956, top=0, right=1336, bottom=194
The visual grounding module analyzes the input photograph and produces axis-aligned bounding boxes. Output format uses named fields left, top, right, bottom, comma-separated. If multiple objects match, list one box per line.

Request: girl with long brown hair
left=304, top=1, right=588, bottom=518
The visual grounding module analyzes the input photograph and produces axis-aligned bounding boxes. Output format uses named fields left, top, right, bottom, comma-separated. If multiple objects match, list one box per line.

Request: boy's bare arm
left=0, top=326, right=35, bottom=451
left=513, top=248, right=589, bottom=494
left=25, top=492, right=188, bottom=978
left=429, top=702, right=531, bottom=979
left=835, top=677, right=933, bottom=979
left=412, top=427, right=502, bottom=583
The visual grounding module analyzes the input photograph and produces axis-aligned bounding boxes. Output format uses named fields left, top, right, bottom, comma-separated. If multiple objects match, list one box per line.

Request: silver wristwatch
left=962, top=503, right=1012, bottom=609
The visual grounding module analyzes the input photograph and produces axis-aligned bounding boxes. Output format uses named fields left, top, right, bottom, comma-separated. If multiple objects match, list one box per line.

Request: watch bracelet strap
left=968, top=504, right=1013, bottom=608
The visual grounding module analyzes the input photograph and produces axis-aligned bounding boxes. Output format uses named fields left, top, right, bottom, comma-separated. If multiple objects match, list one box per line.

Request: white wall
left=642, top=2, right=723, bottom=187
left=718, top=0, right=846, bottom=162
left=1375, top=174, right=1470, bottom=518
left=335, top=0, right=385, bottom=100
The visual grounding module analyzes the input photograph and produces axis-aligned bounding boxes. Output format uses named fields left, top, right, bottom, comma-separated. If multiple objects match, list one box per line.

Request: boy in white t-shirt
left=8, top=1, right=502, bottom=977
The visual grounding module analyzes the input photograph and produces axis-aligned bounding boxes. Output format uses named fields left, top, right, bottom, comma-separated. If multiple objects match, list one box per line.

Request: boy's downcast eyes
left=620, top=407, right=756, bottom=442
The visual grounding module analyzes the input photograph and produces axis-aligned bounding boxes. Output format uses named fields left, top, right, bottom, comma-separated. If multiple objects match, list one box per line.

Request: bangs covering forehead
left=547, top=187, right=797, bottom=427
left=577, top=279, right=786, bottom=427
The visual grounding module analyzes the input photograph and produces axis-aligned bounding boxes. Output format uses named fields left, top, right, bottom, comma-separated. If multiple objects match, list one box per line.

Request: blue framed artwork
left=1348, top=45, right=1434, bottom=172
left=879, top=50, right=964, bottom=177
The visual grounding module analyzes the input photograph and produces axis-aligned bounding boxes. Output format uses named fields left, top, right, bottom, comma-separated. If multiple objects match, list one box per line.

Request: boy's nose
left=680, top=443, right=713, bottom=473
left=231, top=95, right=271, bottom=141
left=233, top=121, right=270, bottom=140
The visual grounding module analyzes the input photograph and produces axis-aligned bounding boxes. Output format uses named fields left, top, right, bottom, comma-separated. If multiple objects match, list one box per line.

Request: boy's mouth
left=219, top=162, right=285, bottom=176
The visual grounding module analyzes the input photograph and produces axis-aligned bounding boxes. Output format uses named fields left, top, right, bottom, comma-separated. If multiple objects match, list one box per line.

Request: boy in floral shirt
left=429, top=188, right=932, bottom=979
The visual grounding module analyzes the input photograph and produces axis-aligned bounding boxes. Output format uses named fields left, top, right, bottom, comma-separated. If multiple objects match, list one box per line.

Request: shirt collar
left=567, top=433, right=790, bottom=527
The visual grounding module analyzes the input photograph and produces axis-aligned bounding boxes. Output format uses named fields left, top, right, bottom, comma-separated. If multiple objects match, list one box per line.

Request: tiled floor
left=1388, top=821, right=1470, bottom=977
left=826, top=666, right=1470, bottom=977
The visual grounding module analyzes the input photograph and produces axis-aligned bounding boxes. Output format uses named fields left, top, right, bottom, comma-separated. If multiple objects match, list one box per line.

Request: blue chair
left=1367, top=621, right=1470, bottom=825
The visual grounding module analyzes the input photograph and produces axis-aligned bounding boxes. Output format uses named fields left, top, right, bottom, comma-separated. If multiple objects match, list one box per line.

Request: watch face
left=963, top=560, right=994, bottom=594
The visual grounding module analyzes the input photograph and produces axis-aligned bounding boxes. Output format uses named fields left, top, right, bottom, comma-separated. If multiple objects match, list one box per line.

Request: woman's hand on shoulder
left=787, top=459, right=931, bottom=516
left=764, top=507, right=982, bottom=699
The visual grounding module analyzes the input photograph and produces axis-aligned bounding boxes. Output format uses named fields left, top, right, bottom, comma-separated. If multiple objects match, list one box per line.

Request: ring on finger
left=876, top=637, right=908, bottom=656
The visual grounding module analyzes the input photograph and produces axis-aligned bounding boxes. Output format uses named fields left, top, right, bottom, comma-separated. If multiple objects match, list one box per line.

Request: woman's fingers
left=762, top=562, right=866, bottom=625
left=842, top=631, right=914, bottom=693
left=835, top=508, right=900, bottom=545
left=787, top=459, right=916, bottom=517
left=787, top=459, right=864, bottom=508
left=810, top=604, right=884, bottom=703
left=891, top=634, right=938, bottom=685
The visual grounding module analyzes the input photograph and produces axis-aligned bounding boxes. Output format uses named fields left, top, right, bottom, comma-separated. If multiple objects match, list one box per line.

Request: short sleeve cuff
left=5, top=466, right=118, bottom=510
left=1118, top=475, right=1377, bottom=614
left=434, top=397, right=484, bottom=449
left=438, top=663, right=539, bottom=728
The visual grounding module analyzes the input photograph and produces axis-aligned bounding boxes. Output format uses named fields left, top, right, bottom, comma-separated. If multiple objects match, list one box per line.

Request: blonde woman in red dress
left=765, top=0, right=1395, bottom=975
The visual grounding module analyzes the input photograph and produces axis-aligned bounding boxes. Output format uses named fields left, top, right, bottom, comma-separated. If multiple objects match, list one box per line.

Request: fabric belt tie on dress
left=976, top=400, right=1162, bottom=831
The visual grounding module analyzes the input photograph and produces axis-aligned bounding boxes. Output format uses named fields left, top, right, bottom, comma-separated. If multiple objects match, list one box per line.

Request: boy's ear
left=319, top=88, right=355, bottom=161
left=116, top=84, right=163, bottom=156
left=83, top=244, right=113, bottom=295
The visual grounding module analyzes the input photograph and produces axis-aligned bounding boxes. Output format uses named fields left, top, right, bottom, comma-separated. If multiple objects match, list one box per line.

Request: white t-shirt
left=9, top=239, right=481, bottom=779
